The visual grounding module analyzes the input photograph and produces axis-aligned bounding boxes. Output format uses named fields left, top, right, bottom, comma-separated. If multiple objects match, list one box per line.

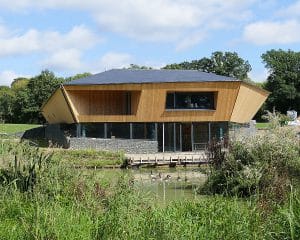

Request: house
left=41, top=69, right=269, bottom=153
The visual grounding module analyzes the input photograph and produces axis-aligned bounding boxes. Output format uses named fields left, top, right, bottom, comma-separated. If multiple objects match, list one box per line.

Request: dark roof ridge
left=64, top=68, right=239, bottom=86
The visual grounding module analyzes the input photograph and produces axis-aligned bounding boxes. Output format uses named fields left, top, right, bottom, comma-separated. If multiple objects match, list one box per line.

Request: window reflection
left=166, top=92, right=215, bottom=110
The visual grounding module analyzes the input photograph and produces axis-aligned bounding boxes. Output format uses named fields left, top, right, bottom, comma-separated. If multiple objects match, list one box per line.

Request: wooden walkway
left=125, top=151, right=209, bottom=167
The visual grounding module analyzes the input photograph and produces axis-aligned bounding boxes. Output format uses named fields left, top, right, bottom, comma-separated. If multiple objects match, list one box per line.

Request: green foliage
left=23, top=70, right=64, bottom=123
left=0, top=141, right=52, bottom=191
left=201, top=126, right=300, bottom=202
left=163, top=51, right=252, bottom=80
left=127, top=64, right=153, bottom=70
left=262, top=110, right=292, bottom=127
left=51, top=149, right=125, bottom=168
left=0, top=124, right=41, bottom=134
left=255, top=122, right=270, bottom=129
left=10, top=78, right=29, bottom=90
left=65, top=72, right=92, bottom=82
left=1, top=140, right=300, bottom=239
left=0, top=70, right=91, bottom=124
left=0, top=87, right=15, bottom=123
left=262, top=49, right=300, bottom=113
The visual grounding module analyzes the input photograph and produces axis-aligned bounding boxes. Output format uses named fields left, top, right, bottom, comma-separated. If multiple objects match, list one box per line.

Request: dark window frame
left=165, top=92, right=216, bottom=110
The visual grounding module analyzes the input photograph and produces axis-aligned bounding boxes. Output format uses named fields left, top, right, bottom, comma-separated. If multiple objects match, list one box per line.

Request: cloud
left=243, top=20, right=300, bottom=45
left=277, top=0, right=300, bottom=18
left=175, top=31, right=207, bottom=51
left=0, top=24, right=99, bottom=57
left=0, top=29, right=40, bottom=56
left=0, top=70, right=29, bottom=86
left=41, top=49, right=84, bottom=72
left=95, top=52, right=132, bottom=71
left=0, top=0, right=256, bottom=48
left=249, top=69, right=268, bottom=83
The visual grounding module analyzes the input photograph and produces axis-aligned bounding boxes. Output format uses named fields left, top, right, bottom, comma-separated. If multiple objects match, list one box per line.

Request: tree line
left=0, top=71, right=91, bottom=124
left=0, top=49, right=299, bottom=124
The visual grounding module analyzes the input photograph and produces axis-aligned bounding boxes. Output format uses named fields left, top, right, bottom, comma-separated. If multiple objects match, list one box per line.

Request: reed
left=0, top=139, right=300, bottom=239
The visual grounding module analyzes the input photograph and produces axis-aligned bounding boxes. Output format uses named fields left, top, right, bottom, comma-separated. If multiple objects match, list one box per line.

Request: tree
left=163, top=51, right=252, bottom=80
left=11, top=77, right=29, bottom=90
left=127, top=64, right=153, bottom=70
left=65, top=72, right=92, bottom=82
left=0, top=86, right=15, bottom=123
left=22, top=70, right=64, bottom=123
left=262, top=49, right=300, bottom=113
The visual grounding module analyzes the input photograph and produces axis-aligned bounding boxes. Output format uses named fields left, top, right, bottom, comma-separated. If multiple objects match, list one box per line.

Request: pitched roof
left=64, top=69, right=238, bottom=86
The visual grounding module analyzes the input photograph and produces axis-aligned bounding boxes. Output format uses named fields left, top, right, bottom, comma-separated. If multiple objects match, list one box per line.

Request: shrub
left=200, top=126, right=300, bottom=204
left=0, top=141, right=52, bottom=192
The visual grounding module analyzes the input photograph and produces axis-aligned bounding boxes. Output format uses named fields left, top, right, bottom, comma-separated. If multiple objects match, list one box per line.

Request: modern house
left=41, top=69, right=269, bottom=153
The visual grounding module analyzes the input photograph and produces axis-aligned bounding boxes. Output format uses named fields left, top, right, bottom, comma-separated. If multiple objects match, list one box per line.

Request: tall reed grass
left=1, top=139, right=300, bottom=239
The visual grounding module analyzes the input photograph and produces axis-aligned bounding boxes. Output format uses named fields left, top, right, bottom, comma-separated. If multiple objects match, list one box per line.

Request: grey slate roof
left=64, top=69, right=238, bottom=86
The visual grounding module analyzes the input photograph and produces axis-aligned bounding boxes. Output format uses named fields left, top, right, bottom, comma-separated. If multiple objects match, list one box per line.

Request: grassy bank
left=0, top=168, right=298, bottom=239
left=0, top=123, right=41, bottom=134
left=51, top=149, right=125, bottom=168
left=1, top=140, right=300, bottom=239
left=255, top=122, right=269, bottom=129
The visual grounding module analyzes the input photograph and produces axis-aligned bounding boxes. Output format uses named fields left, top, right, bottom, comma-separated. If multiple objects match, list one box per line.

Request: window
left=132, top=123, right=156, bottom=140
left=166, top=92, right=215, bottom=110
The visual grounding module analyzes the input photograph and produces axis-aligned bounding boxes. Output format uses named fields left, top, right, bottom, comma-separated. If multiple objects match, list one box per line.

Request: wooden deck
left=125, top=151, right=209, bottom=167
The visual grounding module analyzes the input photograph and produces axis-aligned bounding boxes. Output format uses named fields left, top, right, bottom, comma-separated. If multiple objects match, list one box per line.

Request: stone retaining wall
left=69, top=137, right=158, bottom=154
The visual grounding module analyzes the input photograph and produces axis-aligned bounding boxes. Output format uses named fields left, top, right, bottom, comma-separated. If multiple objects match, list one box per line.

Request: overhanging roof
left=64, top=69, right=238, bottom=86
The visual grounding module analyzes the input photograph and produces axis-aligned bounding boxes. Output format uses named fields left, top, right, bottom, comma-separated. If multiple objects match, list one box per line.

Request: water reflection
left=131, top=168, right=207, bottom=203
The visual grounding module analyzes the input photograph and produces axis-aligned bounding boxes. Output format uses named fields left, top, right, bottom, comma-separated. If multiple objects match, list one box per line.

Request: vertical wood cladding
left=42, top=81, right=269, bottom=124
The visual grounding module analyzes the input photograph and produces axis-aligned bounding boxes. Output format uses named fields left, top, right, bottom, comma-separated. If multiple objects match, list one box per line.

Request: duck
left=150, top=170, right=159, bottom=181
left=157, top=172, right=162, bottom=180
left=163, top=175, right=172, bottom=181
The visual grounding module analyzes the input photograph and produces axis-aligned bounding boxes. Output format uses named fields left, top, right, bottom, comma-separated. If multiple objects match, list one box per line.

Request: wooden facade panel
left=64, top=82, right=241, bottom=123
left=41, top=88, right=75, bottom=124
left=230, top=83, right=269, bottom=123
left=67, top=90, right=136, bottom=115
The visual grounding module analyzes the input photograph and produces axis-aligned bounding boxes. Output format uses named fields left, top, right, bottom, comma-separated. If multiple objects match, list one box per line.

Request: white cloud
left=175, top=32, right=207, bottom=51
left=0, top=29, right=40, bottom=56
left=0, top=70, right=28, bottom=86
left=0, top=0, right=257, bottom=47
left=41, top=49, right=84, bottom=72
left=96, top=52, right=132, bottom=71
left=243, top=20, right=300, bottom=45
left=0, top=24, right=99, bottom=57
left=249, top=69, right=268, bottom=83
left=277, top=0, right=300, bottom=18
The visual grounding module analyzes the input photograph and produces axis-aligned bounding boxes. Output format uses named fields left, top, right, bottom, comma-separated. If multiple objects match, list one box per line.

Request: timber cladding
left=42, top=81, right=269, bottom=124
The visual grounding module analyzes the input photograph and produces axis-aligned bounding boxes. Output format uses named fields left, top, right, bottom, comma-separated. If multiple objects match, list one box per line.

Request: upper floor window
left=166, top=92, right=215, bottom=110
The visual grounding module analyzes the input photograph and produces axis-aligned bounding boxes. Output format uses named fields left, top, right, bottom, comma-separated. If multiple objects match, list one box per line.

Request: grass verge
left=0, top=124, right=41, bottom=134
left=51, top=149, right=125, bottom=168
left=256, top=122, right=269, bottom=129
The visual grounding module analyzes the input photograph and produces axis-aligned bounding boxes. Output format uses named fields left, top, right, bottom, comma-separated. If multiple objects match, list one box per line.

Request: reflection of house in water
left=41, top=69, right=269, bottom=153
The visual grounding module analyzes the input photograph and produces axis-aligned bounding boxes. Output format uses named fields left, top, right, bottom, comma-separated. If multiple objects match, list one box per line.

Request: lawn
left=256, top=122, right=269, bottom=129
left=0, top=124, right=41, bottom=134
left=0, top=135, right=300, bottom=239
left=51, top=149, right=125, bottom=168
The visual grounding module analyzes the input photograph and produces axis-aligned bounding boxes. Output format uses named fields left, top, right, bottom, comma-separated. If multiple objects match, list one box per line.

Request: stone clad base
left=69, top=137, right=158, bottom=154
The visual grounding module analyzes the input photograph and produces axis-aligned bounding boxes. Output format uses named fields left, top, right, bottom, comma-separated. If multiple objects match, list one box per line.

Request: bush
left=0, top=141, right=52, bottom=192
left=200, top=126, right=300, bottom=203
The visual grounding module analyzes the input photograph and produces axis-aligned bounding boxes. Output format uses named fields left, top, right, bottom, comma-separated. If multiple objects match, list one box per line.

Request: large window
left=132, top=123, right=156, bottom=140
left=166, top=92, right=215, bottom=110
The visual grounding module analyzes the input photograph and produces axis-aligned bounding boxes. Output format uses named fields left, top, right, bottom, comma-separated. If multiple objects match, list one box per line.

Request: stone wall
left=69, top=137, right=158, bottom=154
left=22, top=124, right=69, bottom=148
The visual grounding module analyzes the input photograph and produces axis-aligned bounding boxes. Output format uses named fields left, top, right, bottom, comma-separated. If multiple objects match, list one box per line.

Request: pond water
left=90, top=167, right=207, bottom=204
left=131, top=168, right=207, bottom=203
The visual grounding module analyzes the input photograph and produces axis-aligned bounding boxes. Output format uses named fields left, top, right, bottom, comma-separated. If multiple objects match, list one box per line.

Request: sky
left=1, top=0, right=300, bottom=86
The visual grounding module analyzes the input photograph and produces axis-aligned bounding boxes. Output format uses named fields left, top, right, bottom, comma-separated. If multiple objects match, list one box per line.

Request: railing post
left=162, top=123, right=165, bottom=153
left=104, top=123, right=107, bottom=138
left=191, top=122, right=194, bottom=151
left=130, top=123, right=133, bottom=139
